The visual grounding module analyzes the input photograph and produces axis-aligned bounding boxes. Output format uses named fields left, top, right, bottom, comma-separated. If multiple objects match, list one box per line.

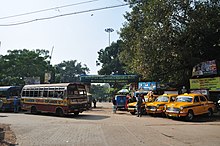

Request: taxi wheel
left=130, top=112, right=135, bottom=115
left=161, top=112, right=166, bottom=117
left=186, top=110, right=194, bottom=121
left=74, top=111, right=79, bottom=116
left=207, top=108, right=213, bottom=117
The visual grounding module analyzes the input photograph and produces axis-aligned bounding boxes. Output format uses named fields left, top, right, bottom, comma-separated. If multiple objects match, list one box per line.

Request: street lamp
left=105, top=28, right=114, bottom=46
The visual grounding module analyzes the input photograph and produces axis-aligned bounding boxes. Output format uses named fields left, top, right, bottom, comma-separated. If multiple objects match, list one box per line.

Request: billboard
left=190, top=77, right=220, bottom=91
left=192, top=60, right=217, bottom=77
left=138, top=82, right=157, bottom=91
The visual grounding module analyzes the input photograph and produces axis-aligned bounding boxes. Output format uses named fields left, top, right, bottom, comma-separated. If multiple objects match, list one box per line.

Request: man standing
left=112, top=97, right=117, bottom=113
left=92, top=98, right=97, bottom=108
left=13, top=96, right=19, bottom=113
left=0, top=99, right=3, bottom=109
left=136, top=94, right=143, bottom=117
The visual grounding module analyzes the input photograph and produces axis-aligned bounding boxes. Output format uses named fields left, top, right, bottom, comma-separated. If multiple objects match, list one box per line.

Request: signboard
left=190, top=77, right=220, bottom=91
left=80, top=75, right=139, bottom=83
left=192, top=60, right=217, bottom=77
left=138, top=82, right=157, bottom=91
left=190, top=89, right=209, bottom=96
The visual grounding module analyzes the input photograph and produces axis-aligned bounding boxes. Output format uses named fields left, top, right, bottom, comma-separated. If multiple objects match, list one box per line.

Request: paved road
left=1, top=102, right=220, bottom=146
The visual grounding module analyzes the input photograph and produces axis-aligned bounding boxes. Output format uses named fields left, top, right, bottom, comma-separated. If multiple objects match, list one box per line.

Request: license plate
left=169, top=113, right=178, bottom=117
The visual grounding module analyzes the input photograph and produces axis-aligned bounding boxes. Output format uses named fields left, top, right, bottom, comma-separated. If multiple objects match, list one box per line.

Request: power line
left=0, top=3, right=129, bottom=26
left=0, top=0, right=100, bottom=20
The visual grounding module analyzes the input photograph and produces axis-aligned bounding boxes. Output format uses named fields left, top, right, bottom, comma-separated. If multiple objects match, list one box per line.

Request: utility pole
left=105, top=28, right=114, bottom=46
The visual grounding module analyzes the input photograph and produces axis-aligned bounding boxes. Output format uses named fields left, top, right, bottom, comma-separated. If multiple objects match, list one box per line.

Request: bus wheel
left=31, top=106, right=37, bottom=114
left=56, top=108, right=64, bottom=117
left=74, top=111, right=79, bottom=116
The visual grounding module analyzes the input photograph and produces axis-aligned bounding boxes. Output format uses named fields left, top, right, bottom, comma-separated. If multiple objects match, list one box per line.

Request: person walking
left=136, top=94, right=143, bottom=117
left=13, top=96, right=19, bottom=113
left=112, top=97, right=117, bottom=113
left=92, top=98, right=97, bottom=108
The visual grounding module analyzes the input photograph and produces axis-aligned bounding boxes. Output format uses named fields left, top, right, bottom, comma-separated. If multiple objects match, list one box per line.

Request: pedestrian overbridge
left=79, top=75, right=139, bottom=83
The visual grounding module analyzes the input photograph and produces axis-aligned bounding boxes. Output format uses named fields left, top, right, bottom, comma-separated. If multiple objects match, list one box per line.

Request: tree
left=0, top=49, right=52, bottom=85
left=90, top=84, right=110, bottom=101
left=55, top=60, right=90, bottom=83
left=96, top=40, right=127, bottom=75
left=120, top=0, right=220, bottom=86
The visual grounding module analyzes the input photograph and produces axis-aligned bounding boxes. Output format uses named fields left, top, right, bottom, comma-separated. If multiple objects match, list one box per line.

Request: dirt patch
left=0, top=124, right=17, bottom=146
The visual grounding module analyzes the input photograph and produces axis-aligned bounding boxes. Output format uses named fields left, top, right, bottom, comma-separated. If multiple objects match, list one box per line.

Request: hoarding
left=192, top=60, right=217, bottom=77
left=138, top=82, right=157, bottom=91
left=190, top=77, right=220, bottom=91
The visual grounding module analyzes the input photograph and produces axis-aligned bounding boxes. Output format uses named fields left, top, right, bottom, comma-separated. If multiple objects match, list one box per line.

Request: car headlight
left=180, top=106, right=184, bottom=110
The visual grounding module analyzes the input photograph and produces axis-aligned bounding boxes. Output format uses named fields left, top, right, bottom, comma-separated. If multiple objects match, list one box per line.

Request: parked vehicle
left=115, top=94, right=128, bottom=111
left=146, top=94, right=178, bottom=116
left=165, top=93, right=216, bottom=121
left=0, top=86, right=22, bottom=112
left=21, top=83, right=88, bottom=116
left=127, top=90, right=150, bottom=115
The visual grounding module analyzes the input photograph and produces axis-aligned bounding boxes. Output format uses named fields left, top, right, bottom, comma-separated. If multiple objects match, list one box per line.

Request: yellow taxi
left=127, top=98, right=146, bottom=115
left=127, top=93, right=158, bottom=115
left=146, top=94, right=178, bottom=116
left=165, top=93, right=216, bottom=121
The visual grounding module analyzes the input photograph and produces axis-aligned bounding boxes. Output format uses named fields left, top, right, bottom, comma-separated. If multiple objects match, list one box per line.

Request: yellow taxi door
left=199, top=96, right=209, bottom=114
left=193, top=96, right=203, bottom=115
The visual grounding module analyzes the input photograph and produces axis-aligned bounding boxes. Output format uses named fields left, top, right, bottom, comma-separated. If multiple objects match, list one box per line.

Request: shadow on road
left=24, top=111, right=110, bottom=120
left=0, top=115, right=8, bottom=118
left=72, top=114, right=110, bottom=120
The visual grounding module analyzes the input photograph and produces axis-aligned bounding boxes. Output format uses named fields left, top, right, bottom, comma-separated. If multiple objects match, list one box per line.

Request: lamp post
left=105, top=28, right=114, bottom=46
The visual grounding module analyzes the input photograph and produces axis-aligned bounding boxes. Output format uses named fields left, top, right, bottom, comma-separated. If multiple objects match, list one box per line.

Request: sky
left=0, top=0, right=130, bottom=74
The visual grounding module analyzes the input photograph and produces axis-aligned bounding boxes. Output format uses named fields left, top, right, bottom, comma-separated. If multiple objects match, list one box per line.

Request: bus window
left=74, top=91, right=78, bottom=95
left=48, top=91, right=54, bottom=98
left=34, top=89, right=38, bottom=97
left=30, top=91, right=34, bottom=97
left=43, top=90, right=48, bottom=97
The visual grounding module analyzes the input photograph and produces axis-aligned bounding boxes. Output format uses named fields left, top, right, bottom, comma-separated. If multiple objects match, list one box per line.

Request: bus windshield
left=0, top=91, right=7, bottom=98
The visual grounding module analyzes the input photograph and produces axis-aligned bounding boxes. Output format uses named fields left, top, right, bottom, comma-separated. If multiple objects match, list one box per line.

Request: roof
left=178, top=93, right=204, bottom=96
left=0, top=86, right=20, bottom=91
left=23, top=82, right=84, bottom=88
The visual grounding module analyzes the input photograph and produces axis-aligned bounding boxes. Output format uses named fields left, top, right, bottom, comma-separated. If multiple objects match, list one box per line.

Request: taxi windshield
left=155, top=96, right=169, bottom=102
left=176, top=96, right=193, bottom=102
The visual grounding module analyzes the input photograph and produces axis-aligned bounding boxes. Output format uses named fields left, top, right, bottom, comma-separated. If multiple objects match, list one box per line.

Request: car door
left=193, top=96, right=202, bottom=115
left=199, top=95, right=208, bottom=114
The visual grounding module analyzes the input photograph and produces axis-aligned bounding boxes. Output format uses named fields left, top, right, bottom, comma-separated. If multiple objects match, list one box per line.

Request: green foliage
left=0, top=49, right=51, bottom=85
left=90, top=84, right=110, bottom=101
left=120, top=0, right=220, bottom=86
left=96, top=40, right=127, bottom=75
left=55, top=60, right=89, bottom=83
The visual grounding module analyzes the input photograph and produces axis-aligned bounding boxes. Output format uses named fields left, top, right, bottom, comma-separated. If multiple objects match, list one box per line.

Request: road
left=1, top=102, right=220, bottom=146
